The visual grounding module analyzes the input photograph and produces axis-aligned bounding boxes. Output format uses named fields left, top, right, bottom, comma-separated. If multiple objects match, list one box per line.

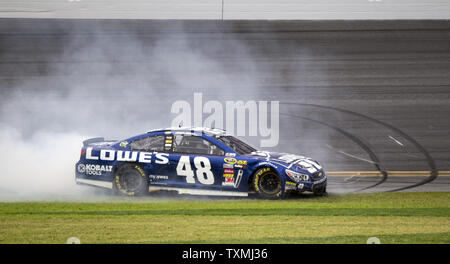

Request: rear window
left=130, top=135, right=165, bottom=152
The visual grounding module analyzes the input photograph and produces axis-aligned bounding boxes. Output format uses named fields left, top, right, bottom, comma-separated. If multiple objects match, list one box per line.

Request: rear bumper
left=75, top=162, right=113, bottom=189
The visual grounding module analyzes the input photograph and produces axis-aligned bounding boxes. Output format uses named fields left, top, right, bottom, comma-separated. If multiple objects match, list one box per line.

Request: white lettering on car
left=85, top=147, right=170, bottom=165
left=100, top=149, right=115, bottom=161
left=176, top=156, right=214, bottom=185
left=86, top=147, right=99, bottom=160
left=116, top=151, right=138, bottom=162
left=155, top=153, right=169, bottom=164
left=138, top=152, right=152, bottom=163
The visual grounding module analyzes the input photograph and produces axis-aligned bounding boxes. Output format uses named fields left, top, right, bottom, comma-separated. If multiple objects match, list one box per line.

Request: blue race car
left=75, top=127, right=327, bottom=198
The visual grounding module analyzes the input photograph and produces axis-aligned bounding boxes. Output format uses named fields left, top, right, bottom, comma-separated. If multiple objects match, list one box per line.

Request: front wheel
left=313, top=186, right=328, bottom=197
left=252, top=167, right=283, bottom=199
left=113, top=164, right=148, bottom=196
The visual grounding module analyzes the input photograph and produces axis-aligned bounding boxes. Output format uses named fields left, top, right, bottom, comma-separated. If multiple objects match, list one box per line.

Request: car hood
left=243, top=151, right=323, bottom=174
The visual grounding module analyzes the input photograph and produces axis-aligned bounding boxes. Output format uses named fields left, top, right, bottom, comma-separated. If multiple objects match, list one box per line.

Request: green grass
left=0, top=192, right=449, bottom=244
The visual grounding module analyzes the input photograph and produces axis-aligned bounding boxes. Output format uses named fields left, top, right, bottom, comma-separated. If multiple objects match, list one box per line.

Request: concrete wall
left=0, top=0, right=449, bottom=20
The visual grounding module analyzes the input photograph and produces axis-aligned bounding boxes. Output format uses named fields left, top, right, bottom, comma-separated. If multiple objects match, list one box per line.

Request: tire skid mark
left=279, top=112, right=388, bottom=192
left=283, top=103, right=438, bottom=192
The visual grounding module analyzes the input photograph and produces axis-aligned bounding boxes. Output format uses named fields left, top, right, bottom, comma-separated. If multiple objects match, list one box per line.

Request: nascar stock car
left=75, top=127, right=327, bottom=198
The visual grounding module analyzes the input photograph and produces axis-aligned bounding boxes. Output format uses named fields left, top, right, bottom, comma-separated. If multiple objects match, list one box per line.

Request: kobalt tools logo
left=77, top=164, right=86, bottom=173
left=171, top=92, right=279, bottom=147
left=77, top=163, right=112, bottom=176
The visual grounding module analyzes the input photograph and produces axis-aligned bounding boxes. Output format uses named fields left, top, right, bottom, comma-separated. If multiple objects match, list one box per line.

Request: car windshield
left=217, top=136, right=257, bottom=155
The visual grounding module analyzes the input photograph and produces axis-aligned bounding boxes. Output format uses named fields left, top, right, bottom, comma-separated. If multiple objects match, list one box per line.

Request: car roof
left=147, top=127, right=229, bottom=137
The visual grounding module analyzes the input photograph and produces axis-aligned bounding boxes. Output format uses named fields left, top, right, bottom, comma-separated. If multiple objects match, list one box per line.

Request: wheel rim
left=119, top=169, right=142, bottom=192
left=260, top=172, right=281, bottom=194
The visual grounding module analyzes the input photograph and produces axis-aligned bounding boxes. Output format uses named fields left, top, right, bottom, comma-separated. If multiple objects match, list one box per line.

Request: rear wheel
left=113, top=164, right=148, bottom=196
left=252, top=167, right=283, bottom=199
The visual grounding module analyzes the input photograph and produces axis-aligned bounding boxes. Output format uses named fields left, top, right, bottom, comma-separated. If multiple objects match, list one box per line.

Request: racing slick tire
left=252, top=167, right=283, bottom=199
left=113, top=163, right=148, bottom=196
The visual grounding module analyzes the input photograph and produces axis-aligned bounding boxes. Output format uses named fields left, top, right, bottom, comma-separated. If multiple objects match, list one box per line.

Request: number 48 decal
left=176, top=156, right=214, bottom=185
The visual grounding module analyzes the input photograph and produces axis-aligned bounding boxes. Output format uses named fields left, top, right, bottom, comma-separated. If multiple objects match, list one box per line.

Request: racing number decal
left=194, top=157, right=215, bottom=185
left=176, top=156, right=214, bottom=185
left=177, top=156, right=195, bottom=183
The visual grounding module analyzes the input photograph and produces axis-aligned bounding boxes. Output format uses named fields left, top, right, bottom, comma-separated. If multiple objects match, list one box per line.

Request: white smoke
left=0, top=20, right=353, bottom=199
left=0, top=21, right=265, bottom=199
left=0, top=126, right=89, bottom=196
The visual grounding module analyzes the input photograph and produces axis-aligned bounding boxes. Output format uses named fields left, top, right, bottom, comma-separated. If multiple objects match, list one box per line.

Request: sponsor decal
left=285, top=184, right=296, bottom=191
left=223, top=163, right=234, bottom=169
left=237, top=160, right=247, bottom=165
left=119, top=141, right=128, bottom=148
left=149, top=175, right=169, bottom=180
left=222, top=170, right=243, bottom=188
left=165, top=139, right=173, bottom=144
left=278, top=154, right=322, bottom=172
left=222, top=176, right=235, bottom=186
left=224, top=169, right=234, bottom=174
left=86, top=147, right=169, bottom=164
left=164, top=142, right=172, bottom=151
left=286, top=169, right=309, bottom=182
left=149, top=175, right=169, bottom=185
left=302, top=174, right=309, bottom=181
left=224, top=157, right=237, bottom=164
left=135, top=165, right=145, bottom=176
left=235, top=169, right=243, bottom=188
left=286, top=181, right=296, bottom=186
left=225, top=177, right=234, bottom=183
left=225, top=153, right=236, bottom=157
left=79, top=164, right=113, bottom=176
left=256, top=167, right=270, bottom=176
left=77, top=164, right=86, bottom=173
left=256, top=161, right=277, bottom=169
left=234, top=164, right=246, bottom=169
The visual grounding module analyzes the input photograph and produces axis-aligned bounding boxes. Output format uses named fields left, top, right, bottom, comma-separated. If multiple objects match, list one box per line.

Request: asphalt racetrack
left=0, top=19, right=449, bottom=195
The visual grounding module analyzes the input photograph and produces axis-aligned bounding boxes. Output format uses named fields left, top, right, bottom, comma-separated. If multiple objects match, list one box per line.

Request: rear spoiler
left=82, top=137, right=105, bottom=147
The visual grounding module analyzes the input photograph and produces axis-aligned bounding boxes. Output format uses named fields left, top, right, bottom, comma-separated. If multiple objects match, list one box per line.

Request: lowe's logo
left=85, top=147, right=169, bottom=164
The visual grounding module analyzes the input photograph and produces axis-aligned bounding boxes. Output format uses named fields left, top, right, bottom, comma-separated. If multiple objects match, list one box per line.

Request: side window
left=172, top=135, right=224, bottom=156
left=130, top=135, right=165, bottom=152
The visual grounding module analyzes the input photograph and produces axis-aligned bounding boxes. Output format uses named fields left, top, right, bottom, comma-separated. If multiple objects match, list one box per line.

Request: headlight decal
left=285, top=169, right=309, bottom=182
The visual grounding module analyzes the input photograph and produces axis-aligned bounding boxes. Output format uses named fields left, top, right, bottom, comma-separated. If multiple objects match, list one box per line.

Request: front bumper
left=311, top=177, right=327, bottom=193
left=285, top=175, right=327, bottom=193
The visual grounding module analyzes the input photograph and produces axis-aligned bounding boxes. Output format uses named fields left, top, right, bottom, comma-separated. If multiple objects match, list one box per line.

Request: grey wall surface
left=0, top=0, right=449, bottom=19
left=0, top=19, right=449, bottom=180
